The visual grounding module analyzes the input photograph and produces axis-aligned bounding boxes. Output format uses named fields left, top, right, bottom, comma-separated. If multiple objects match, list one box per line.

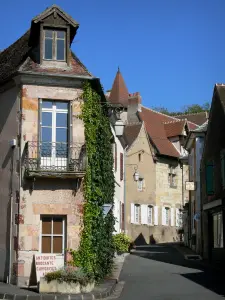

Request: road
left=118, top=244, right=225, bottom=300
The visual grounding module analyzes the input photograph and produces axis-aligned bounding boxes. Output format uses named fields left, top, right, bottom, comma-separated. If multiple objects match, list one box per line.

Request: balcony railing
left=24, top=141, right=86, bottom=178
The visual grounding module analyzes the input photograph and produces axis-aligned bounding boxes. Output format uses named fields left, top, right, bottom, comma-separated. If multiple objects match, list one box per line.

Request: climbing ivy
left=76, top=81, right=115, bottom=281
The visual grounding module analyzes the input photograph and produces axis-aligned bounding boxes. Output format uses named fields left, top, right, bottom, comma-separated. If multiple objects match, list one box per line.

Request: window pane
left=42, top=101, right=52, bottom=109
left=56, top=128, right=67, bottom=143
left=42, top=217, right=52, bottom=234
left=53, top=236, right=63, bottom=253
left=57, top=31, right=65, bottom=39
left=56, top=143, right=68, bottom=158
left=56, top=39, right=65, bottom=60
left=56, top=102, right=68, bottom=110
left=42, top=112, right=52, bottom=127
left=42, top=236, right=51, bottom=253
left=44, top=39, right=53, bottom=59
left=53, top=219, right=63, bottom=234
left=45, top=30, right=53, bottom=38
left=213, top=214, right=218, bottom=248
left=56, top=113, right=68, bottom=127
left=42, top=127, right=52, bottom=142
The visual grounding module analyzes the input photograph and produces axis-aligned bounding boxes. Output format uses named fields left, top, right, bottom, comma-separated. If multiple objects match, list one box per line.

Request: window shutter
left=206, top=163, right=214, bottom=195
left=120, top=153, right=123, bottom=181
left=131, top=203, right=135, bottom=224
left=162, top=207, right=166, bottom=226
left=115, top=143, right=117, bottom=172
left=141, top=205, right=148, bottom=224
left=220, top=151, right=225, bottom=188
left=143, top=179, right=146, bottom=190
left=121, top=203, right=124, bottom=231
left=171, top=208, right=175, bottom=226
left=154, top=206, right=158, bottom=225
left=176, top=208, right=180, bottom=227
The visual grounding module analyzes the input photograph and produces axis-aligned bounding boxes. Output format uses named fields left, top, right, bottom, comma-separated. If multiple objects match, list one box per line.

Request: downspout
left=123, top=145, right=129, bottom=233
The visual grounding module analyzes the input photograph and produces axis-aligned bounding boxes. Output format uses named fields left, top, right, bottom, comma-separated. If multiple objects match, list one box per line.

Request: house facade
left=184, top=121, right=208, bottom=254
left=201, top=84, right=225, bottom=263
left=0, top=5, right=114, bottom=286
left=108, top=69, right=195, bottom=244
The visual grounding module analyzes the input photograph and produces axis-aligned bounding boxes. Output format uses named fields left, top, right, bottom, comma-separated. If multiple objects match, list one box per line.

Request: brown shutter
left=120, top=153, right=123, bottom=181
left=121, top=203, right=125, bottom=231
left=115, top=144, right=117, bottom=172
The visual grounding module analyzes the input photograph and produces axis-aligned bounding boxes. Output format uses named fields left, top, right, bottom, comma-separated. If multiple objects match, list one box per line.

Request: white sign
left=185, top=181, right=196, bottom=191
left=35, top=254, right=63, bottom=282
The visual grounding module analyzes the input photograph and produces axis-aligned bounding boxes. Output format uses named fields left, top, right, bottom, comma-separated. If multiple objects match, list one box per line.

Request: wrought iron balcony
left=24, top=141, right=86, bottom=178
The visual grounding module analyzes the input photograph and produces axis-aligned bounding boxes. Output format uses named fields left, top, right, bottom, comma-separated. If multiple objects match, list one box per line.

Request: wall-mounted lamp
left=133, top=170, right=140, bottom=181
left=114, top=118, right=125, bottom=137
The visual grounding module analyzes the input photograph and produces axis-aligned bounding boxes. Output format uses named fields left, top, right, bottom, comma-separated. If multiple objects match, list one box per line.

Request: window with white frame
left=41, top=216, right=65, bottom=254
left=147, top=205, right=153, bottom=225
left=165, top=207, right=170, bottom=225
left=137, top=179, right=144, bottom=191
left=134, top=204, right=140, bottom=223
left=168, top=165, right=176, bottom=188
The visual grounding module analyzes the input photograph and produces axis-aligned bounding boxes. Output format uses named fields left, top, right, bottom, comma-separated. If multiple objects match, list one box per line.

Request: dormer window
left=44, top=29, right=66, bottom=61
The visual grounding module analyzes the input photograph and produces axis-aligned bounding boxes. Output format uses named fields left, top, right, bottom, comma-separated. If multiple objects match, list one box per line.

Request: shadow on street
left=131, top=242, right=225, bottom=297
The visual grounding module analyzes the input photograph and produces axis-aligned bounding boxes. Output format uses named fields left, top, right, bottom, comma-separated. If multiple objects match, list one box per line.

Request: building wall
left=125, top=125, right=157, bottom=244
left=17, top=84, right=85, bottom=286
left=111, top=125, right=124, bottom=233
left=0, top=83, right=20, bottom=282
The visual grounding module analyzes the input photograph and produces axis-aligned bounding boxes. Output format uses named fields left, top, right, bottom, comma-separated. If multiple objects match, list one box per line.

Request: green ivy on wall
left=76, top=81, right=115, bottom=281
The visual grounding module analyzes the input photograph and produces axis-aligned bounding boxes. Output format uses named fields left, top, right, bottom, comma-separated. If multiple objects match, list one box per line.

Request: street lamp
left=114, top=118, right=125, bottom=137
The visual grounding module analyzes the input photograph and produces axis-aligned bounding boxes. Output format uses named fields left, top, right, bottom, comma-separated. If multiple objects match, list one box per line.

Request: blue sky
left=1, top=0, right=225, bottom=112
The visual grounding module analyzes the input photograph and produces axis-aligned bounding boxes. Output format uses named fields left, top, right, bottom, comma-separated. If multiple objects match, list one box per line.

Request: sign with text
left=185, top=181, right=196, bottom=191
left=35, top=254, right=64, bottom=282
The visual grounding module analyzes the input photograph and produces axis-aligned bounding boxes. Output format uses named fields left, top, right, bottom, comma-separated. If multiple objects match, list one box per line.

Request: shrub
left=44, top=266, right=94, bottom=286
left=113, top=233, right=131, bottom=253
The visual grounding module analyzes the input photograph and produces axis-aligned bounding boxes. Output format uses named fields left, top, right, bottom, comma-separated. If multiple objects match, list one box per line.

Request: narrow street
left=118, top=244, right=225, bottom=300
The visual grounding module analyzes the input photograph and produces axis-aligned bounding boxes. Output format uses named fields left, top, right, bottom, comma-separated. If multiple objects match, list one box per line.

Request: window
left=134, top=204, right=140, bottom=224
left=213, top=212, right=223, bottom=248
left=41, top=216, right=65, bottom=253
left=147, top=206, right=153, bottom=225
left=120, top=153, right=123, bottom=181
left=168, top=165, right=176, bottom=188
left=137, top=179, right=143, bottom=191
left=165, top=208, right=169, bottom=225
left=40, top=100, right=69, bottom=163
left=44, top=29, right=66, bottom=61
left=206, top=162, right=214, bottom=195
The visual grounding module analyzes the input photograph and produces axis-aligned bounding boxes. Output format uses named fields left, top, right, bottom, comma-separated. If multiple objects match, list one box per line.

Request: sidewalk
left=0, top=254, right=128, bottom=300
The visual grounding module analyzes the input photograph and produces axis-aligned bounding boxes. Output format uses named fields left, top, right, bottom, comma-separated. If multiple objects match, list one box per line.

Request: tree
left=152, top=102, right=210, bottom=116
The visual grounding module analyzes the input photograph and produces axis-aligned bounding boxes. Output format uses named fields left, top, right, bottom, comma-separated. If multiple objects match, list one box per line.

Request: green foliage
left=74, top=81, right=115, bottom=281
left=113, top=233, right=131, bottom=253
left=153, top=102, right=210, bottom=116
left=44, top=267, right=94, bottom=285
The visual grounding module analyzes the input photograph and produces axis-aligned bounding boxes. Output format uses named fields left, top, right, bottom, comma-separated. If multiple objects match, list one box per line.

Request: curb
left=0, top=279, right=117, bottom=300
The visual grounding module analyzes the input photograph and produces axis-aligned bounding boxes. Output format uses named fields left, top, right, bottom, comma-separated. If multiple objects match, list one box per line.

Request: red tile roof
left=164, top=120, right=186, bottom=138
left=109, top=68, right=129, bottom=105
left=176, top=112, right=208, bottom=126
left=139, top=107, right=181, bottom=157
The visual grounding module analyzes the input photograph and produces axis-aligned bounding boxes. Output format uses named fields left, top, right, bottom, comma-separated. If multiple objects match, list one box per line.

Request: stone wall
left=16, top=85, right=85, bottom=286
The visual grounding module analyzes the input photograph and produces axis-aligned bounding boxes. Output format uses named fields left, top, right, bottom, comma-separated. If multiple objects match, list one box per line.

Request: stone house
left=108, top=69, right=200, bottom=244
left=184, top=121, right=208, bottom=254
left=201, top=84, right=225, bottom=263
left=0, top=5, right=118, bottom=286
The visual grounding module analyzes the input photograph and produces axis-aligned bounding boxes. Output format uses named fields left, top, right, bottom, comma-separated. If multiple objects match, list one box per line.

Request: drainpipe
left=123, top=145, right=129, bottom=233
left=8, top=141, right=16, bottom=283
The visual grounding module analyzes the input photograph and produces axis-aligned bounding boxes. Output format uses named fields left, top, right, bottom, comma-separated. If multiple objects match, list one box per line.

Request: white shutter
left=154, top=206, right=158, bottom=225
left=171, top=208, right=175, bottom=226
left=141, top=205, right=148, bottom=224
left=162, top=207, right=166, bottom=226
left=131, top=203, right=135, bottom=224
left=176, top=208, right=180, bottom=227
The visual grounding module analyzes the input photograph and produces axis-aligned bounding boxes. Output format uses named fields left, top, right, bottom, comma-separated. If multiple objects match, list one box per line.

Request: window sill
left=41, top=60, right=70, bottom=69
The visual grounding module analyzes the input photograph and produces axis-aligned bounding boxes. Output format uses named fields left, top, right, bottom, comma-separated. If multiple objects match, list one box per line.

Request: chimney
left=127, top=92, right=142, bottom=123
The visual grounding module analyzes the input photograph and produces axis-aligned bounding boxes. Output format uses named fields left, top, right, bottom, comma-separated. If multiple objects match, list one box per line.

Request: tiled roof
left=163, top=120, right=186, bottom=138
left=124, top=123, right=142, bottom=148
left=0, top=6, right=91, bottom=85
left=139, top=107, right=181, bottom=157
left=176, top=112, right=208, bottom=126
left=193, top=120, right=208, bottom=133
left=109, top=68, right=129, bottom=106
